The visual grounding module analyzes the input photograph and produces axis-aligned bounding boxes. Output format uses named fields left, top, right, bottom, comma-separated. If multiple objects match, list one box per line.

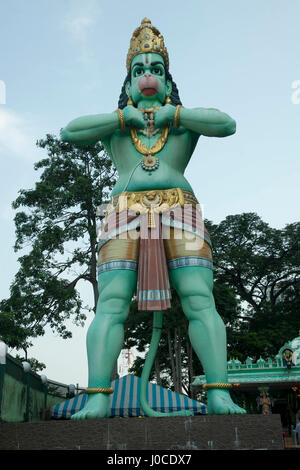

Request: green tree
left=205, top=213, right=300, bottom=358
left=0, top=134, right=116, bottom=353
left=0, top=311, right=31, bottom=349
left=14, top=355, right=46, bottom=373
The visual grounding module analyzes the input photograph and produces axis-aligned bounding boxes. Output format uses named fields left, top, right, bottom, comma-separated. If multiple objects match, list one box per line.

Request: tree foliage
left=0, top=134, right=116, bottom=351
left=206, top=213, right=300, bottom=358
left=14, top=355, right=46, bottom=373
left=0, top=311, right=31, bottom=349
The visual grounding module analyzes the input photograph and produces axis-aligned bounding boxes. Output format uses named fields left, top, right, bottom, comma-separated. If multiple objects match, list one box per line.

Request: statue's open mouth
left=141, top=88, right=157, bottom=96
left=139, top=75, right=159, bottom=97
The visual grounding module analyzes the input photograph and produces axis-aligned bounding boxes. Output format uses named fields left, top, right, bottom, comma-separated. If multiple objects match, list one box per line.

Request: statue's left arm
left=179, top=107, right=236, bottom=137
left=155, top=105, right=236, bottom=137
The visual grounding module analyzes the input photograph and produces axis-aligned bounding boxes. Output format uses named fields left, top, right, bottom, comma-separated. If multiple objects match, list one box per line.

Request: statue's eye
left=134, top=68, right=143, bottom=77
left=152, top=68, right=162, bottom=75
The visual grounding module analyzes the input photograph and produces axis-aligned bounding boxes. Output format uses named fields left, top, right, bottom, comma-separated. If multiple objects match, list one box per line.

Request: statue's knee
left=182, top=291, right=214, bottom=318
left=177, top=276, right=212, bottom=308
left=98, top=292, right=131, bottom=320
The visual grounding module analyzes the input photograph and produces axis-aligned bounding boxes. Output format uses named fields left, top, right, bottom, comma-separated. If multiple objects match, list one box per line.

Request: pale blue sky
left=0, top=0, right=299, bottom=386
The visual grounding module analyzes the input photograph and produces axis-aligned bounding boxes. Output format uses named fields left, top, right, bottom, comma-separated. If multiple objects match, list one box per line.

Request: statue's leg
left=169, top=266, right=246, bottom=415
left=71, top=269, right=137, bottom=420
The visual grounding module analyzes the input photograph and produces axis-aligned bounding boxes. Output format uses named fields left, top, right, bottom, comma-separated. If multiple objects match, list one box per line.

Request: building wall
left=0, top=351, right=66, bottom=423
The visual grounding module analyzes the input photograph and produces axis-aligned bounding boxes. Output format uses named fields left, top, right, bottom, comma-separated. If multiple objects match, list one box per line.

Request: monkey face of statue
left=126, top=53, right=172, bottom=106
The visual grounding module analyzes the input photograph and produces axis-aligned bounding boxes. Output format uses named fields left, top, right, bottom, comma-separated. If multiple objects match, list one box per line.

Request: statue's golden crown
left=126, top=18, right=169, bottom=72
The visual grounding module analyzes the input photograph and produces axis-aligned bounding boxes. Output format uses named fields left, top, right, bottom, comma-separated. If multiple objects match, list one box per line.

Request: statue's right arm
left=60, top=112, right=120, bottom=145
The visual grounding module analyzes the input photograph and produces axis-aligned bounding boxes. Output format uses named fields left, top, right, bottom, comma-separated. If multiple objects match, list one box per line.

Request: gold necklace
left=138, top=107, right=160, bottom=138
left=130, top=117, right=169, bottom=172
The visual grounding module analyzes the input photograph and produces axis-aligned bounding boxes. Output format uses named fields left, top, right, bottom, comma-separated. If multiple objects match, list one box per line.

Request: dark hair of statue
left=117, top=69, right=182, bottom=109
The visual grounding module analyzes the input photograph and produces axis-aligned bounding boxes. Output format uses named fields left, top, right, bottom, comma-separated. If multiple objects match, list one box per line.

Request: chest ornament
left=130, top=113, right=169, bottom=172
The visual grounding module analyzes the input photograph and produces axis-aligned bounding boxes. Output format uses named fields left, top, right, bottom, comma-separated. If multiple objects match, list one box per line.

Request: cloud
left=0, top=108, right=41, bottom=161
left=62, top=0, right=102, bottom=63
left=64, top=15, right=94, bottom=43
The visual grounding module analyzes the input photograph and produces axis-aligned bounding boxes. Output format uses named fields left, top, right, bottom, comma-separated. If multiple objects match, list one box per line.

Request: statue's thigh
left=97, top=269, right=137, bottom=319
left=170, top=266, right=213, bottom=295
left=169, top=266, right=214, bottom=315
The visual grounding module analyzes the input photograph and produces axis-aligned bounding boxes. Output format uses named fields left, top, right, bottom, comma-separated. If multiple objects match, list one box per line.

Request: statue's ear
left=125, top=81, right=131, bottom=97
left=166, top=79, right=172, bottom=97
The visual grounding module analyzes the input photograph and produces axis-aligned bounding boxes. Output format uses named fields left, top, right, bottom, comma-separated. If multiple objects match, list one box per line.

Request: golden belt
left=106, top=188, right=199, bottom=228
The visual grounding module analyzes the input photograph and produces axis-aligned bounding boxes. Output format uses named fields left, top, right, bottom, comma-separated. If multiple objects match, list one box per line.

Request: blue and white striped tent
left=51, top=374, right=207, bottom=419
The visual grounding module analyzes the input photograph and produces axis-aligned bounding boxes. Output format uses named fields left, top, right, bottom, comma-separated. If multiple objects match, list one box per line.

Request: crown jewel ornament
left=126, top=18, right=169, bottom=72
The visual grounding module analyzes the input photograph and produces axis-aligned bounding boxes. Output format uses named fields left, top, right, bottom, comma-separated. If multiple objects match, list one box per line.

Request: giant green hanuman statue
left=61, top=18, right=246, bottom=419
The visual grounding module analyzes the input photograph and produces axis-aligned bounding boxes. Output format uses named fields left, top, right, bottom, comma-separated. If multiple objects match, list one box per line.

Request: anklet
left=203, top=383, right=240, bottom=391
left=84, top=387, right=114, bottom=394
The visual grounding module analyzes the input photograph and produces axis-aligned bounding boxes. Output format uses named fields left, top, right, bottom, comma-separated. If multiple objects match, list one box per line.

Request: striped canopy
left=51, top=374, right=207, bottom=419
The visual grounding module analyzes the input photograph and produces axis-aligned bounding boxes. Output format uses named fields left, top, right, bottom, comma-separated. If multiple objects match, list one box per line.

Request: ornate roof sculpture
left=192, top=332, right=300, bottom=391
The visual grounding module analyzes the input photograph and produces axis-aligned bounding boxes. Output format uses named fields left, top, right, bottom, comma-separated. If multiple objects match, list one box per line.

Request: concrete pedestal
left=0, top=414, right=284, bottom=450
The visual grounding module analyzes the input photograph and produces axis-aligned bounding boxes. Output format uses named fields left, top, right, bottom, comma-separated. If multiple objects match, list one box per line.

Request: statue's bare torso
left=102, top=127, right=198, bottom=195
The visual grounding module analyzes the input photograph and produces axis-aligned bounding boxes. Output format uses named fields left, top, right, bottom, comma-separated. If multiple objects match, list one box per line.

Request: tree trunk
left=23, top=348, right=28, bottom=361
left=186, top=338, right=196, bottom=399
left=87, top=207, right=99, bottom=312
left=174, top=328, right=182, bottom=394
left=167, top=328, right=176, bottom=390
left=110, top=361, right=119, bottom=381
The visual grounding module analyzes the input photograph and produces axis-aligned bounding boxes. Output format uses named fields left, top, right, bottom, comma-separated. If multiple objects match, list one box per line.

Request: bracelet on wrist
left=174, top=105, right=183, bottom=129
left=115, top=109, right=125, bottom=131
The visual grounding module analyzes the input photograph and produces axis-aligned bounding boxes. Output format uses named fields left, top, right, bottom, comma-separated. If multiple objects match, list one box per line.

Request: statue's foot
left=207, top=389, right=246, bottom=415
left=71, top=393, right=110, bottom=420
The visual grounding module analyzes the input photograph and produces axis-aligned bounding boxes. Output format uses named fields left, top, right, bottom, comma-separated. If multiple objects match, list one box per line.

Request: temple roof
left=192, top=332, right=300, bottom=390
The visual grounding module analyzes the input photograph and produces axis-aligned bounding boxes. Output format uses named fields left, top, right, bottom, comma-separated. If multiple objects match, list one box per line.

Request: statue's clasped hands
left=153, top=104, right=175, bottom=129
left=123, top=106, right=145, bottom=129
left=123, top=104, right=175, bottom=130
